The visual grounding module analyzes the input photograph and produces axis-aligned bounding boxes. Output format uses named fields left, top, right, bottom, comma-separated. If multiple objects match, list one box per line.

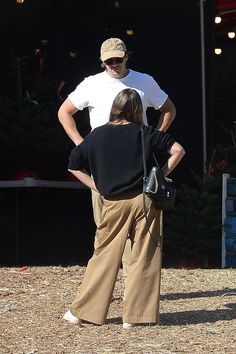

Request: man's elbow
left=169, top=103, right=176, bottom=121
left=172, top=106, right=176, bottom=120
left=58, top=105, right=65, bottom=124
left=162, top=99, right=176, bottom=124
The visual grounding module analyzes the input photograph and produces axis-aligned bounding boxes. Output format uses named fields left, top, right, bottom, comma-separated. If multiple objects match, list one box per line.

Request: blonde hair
left=109, top=89, right=143, bottom=125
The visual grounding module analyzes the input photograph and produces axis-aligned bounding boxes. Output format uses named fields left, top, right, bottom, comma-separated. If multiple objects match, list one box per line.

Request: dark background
left=1, top=0, right=217, bottom=178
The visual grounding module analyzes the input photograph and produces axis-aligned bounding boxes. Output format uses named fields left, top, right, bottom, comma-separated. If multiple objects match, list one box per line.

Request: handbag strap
left=140, top=127, right=159, bottom=172
left=140, top=127, right=147, bottom=178
left=152, top=152, right=159, bottom=167
left=140, top=127, right=149, bottom=217
left=140, top=126, right=160, bottom=248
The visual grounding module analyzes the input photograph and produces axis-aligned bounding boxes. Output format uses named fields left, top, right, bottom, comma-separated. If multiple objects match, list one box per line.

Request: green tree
left=0, top=56, right=73, bottom=180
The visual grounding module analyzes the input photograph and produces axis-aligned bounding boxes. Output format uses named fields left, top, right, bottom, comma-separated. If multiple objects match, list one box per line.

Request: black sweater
left=68, top=123, right=175, bottom=197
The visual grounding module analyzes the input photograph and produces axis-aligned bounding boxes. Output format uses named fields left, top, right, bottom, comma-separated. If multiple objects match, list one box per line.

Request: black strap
left=140, top=126, right=159, bottom=247
left=140, top=127, right=147, bottom=178
left=140, top=126, right=159, bottom=169
left=140, top=127, right=149, bottom=217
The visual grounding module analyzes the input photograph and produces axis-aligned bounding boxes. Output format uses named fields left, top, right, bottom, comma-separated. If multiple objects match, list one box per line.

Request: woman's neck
left=110, top=119, right=131, bottom=125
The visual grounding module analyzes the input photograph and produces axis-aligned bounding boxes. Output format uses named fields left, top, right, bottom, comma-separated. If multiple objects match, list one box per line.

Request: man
left=58, top=37, right=176, bottom=280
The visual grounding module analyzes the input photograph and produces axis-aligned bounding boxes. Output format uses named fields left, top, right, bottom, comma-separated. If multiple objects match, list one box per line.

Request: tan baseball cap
left=100, top=38, right=127, bottom=61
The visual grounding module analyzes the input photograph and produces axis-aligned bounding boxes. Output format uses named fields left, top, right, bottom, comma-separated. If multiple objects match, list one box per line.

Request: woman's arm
left=68, top=169, right=98, bottom=192
left=162, top=142, right=186, bottom=177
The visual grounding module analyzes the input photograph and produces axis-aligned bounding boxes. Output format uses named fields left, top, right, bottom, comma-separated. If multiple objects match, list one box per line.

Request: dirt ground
left=0, top=266, right=236, bottom=354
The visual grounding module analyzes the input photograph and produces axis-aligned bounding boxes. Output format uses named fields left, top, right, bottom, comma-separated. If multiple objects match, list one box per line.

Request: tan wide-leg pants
left=92, top=190, right=131, bottom=284
left=70, top=191, right=162, bottom=325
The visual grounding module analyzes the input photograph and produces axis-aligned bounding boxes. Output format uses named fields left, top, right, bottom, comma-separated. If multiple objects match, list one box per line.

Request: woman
left=63, top=88, right=185, bottom=328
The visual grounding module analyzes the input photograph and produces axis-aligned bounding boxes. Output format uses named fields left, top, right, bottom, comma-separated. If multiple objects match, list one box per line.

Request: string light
left=215, top=16, right=222, bottom=24
left=126, top=29, right=134, bottom=36
left=215, top=48, right=222, bottom=55
left=228, top=31, right=236, bottom=39
left=69, top=51, right=77, bottom=58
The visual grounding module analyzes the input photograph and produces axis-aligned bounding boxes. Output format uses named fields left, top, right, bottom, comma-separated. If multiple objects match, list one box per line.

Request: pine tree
left=164, top=171, right=222, bottom=268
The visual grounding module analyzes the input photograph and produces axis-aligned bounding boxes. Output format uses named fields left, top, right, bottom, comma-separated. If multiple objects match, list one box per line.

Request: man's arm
left=157, top=97, right=176, bottom=132
left=58, top=98, right=84, bottom=145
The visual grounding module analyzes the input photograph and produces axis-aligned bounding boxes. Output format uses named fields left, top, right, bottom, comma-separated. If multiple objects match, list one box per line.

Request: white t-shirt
left=68, top=69, right=168, bottom=129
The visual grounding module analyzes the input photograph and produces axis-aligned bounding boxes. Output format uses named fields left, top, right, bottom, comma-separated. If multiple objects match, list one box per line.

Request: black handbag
left=141, top=127, right=176, bottom=211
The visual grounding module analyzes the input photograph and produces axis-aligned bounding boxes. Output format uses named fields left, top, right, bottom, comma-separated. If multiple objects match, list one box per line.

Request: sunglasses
left=104, top=56, right=125, bottom=65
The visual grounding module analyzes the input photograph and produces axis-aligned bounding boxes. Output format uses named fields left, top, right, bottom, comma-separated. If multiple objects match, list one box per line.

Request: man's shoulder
left=84, top=71, right=106, bottom=82
left=77, top=71, right=108, bottom=90
left=129, top=69, right=153, bottom=80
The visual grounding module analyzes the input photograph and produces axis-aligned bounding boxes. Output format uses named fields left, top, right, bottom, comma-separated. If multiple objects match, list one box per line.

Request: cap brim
left=101, top=50, right=125, bottom=62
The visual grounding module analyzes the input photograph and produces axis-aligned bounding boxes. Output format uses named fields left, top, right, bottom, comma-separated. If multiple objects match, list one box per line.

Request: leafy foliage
left=0, top=93, right=72, bottom=179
